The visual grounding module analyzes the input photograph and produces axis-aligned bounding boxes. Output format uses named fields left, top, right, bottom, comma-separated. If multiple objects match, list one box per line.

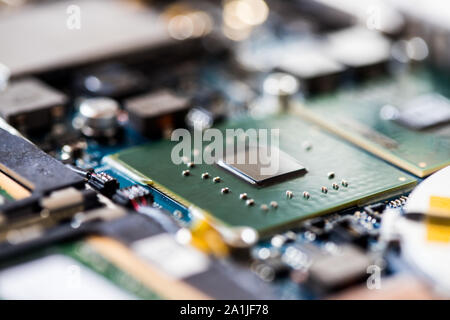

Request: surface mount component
left=107, top=115, right=416, bottom=235
left=217, top=146, right=307, bottom=186
left=325, top=27, right=392, bottom=79
left=73, top=97, right=120, bottom=138
left=393, top=94, right=450, bottom=130
left=125, top=89, right=191, bottom=138
left=307, top=244, right=373, bottom=292
left=275, top=43, right=345, bottom=94
left=0, top=78, right=67, bottom=132
left=112, top=185, right=154, bottom=208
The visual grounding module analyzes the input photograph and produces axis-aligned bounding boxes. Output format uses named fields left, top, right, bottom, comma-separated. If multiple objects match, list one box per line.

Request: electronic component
left=185, top=88, right=226, bottom=130
left=251, top=258, right=290, bottom=282
left=1, top=210, right=273, bottom=299
left=307, top=244, right=373, bottom=292
left=87, top=172, right=120, bottom=197
left=275, top=44, right=345, bottom=94
left=65, top=165, right=120, bottom=197
left=393, top=94, right=450, bottom=130
left=0, top=128, right=84, bottom=195
left=112, top=185, right=154, bottom=209
left=329, top=216, right=373, bottom=249
left=0, top=187, right=100, bottom=258
left=185, top=107, right=215, bottom=131
left=3, top=0, right=449, bottom=301
left=107, top=115, right=416, bottom=235
left=363, top=202, right=386, bottom=222
left=258, top=72, right=301, bottom=113
left=295, top=69, right=450, bottom=177
left=125, top=89, right=191, bottom=138
left=73, top=97, right=121, bottom=139
left=325, top=27, right=392, bottom=79
left=0, top=128, right=85, bottom=220
left=85, top=215, right=275, bottom=299
left=263, top=73, right=300, bottom=98
left=75, top=64, right=147, bottom=99
left=0, top=201, right=127, bottom=262
left=217, top=146, right=307, bottom=186
left=302, top=217, right=330, bottom=241
left=59, top=141, right=87, bottom=164
left=0, top=78, right=67, bottom=132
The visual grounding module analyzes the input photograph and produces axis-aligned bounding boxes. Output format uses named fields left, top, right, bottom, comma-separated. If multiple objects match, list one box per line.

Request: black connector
left=65, top=164, right=120, bottom=197
left=87, top=172, right=120, bottom=197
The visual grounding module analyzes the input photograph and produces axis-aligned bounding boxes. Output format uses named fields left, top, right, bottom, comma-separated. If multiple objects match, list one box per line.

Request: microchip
left=394, top=94, right=450, bottom=130
left=0, top=78, right=67, bottom=132
left=217, top=146, right=307, bottom=186
left=125, top=89, right=191, bottom=138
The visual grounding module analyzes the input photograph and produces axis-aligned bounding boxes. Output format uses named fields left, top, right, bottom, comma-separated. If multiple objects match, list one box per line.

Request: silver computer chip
left=217, top=146, right=307, bottom=186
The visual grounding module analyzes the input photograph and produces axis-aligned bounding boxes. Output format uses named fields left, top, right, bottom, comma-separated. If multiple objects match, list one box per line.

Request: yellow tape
left=426, top=196, right=450, bottom=242
left=426, top=217, right=450, bottom=243
left=429, top=196, right=450, bottom=218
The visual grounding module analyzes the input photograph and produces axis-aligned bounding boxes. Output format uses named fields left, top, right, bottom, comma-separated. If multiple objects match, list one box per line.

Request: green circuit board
left=62, top=241, right=160, bottom=300
left=294, top=69, right=450, bottom=177
left=0, top=240, right=159, bottom=300
left=107, top=115, right=416, bottom=235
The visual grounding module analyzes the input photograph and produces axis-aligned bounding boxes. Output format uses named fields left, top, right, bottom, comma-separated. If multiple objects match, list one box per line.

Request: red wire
left=131, top=199, right=139, bottom=211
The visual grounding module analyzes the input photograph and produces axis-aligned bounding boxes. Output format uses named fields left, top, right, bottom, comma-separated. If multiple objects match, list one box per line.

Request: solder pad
left=294, top=69, right=450, bottom=177
left=107, top=115, right=417, bottom=235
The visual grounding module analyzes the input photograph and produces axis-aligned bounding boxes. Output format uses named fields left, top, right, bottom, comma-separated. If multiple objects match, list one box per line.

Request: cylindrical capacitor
left=73, top=97, right=120, bottom=138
